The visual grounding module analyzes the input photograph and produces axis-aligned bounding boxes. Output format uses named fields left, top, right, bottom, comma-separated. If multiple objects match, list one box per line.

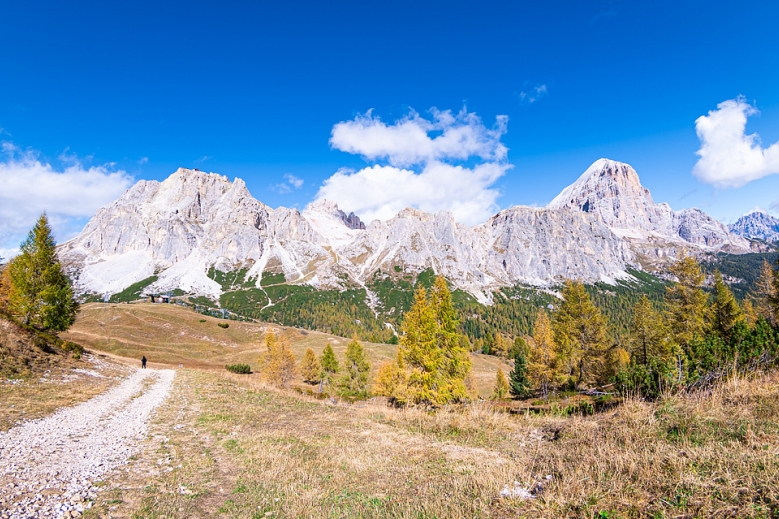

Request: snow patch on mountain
left=77, top=251, right=155, bottom=296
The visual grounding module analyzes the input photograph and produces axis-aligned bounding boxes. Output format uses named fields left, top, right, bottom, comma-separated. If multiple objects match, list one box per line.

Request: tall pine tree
left=665, top=255, right=707, bottom=349
left=7, top=214, right=78, bottom=330
left=527, top=309, right=557, bottom=396
left=751, top=259, right=777, bottom=326
left=393, top=277, right=472, bottom=406
left=629, top=295, right=671, bottom=365
left=552, top=280, right=609, bottom=388
left=710, top=270, right=744, bottom=342
left=430, top=276, right=472, bottom=403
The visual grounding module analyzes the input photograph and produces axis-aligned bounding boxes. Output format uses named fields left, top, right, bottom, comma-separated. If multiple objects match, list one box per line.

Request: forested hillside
left=100, top=254, right=776, bottom=356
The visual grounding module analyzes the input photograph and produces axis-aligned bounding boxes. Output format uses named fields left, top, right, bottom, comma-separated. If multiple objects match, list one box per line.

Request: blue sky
left=1, top=0, right=779, bottom=253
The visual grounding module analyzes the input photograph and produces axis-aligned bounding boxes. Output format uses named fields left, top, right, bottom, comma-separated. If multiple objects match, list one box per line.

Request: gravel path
left=0, top=368, right=175, bottom=518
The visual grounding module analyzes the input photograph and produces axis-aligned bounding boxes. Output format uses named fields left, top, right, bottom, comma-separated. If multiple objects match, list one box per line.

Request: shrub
left=218, top=322, right=229, bottom=329
left=226, top=364, right=251, bottom=374
left=199, top=319, right=206, bottom=323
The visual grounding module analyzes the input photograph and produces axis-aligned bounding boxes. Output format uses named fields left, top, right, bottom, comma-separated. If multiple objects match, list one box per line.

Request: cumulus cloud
left=329, top=108, right=507, bottom=168
left=318, top=108, right=510, bottom=226
left=317, top=162, right=509, bottom=225
left=693, top=97, right=779, bottom=188
left=0, top=142, right=134, bottom=254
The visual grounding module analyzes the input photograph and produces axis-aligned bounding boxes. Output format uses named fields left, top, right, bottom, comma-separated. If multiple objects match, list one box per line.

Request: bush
left=218, top=322, right=229, bottom=329
left=226, top=364, right=251, bottom=374
left=199, top=319, right=206, bottom=323
left=564, top=400, right=594, bottom=416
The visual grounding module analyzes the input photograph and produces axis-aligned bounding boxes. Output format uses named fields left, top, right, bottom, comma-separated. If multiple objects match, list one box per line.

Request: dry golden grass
left=63, top=303, right=511, bottom=397
left=85, top=368, right=779, bottom=519
left=0, top=315, right=130, bottom=431
left=0, top=355, right=129, bottom=432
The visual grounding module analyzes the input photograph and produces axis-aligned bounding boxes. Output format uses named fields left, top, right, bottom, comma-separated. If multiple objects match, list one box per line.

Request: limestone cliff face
left=479, top=206, right=634, bottom=287
left=59, top=160, right=755, bottom=301
left=547, top=159, right=751, bottom=254
left=59, top=169, right=274, bottom=296
left=729, top=212, right=779, bottom=243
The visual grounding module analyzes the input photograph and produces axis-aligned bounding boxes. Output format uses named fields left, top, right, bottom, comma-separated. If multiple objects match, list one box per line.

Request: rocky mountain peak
left=548, top=159, right=650, bottom=211
left=547, top=158, right=672, bottom=236
left=305, top=199, right=365, bottom=230
left=729, top=211, right=779, bottom=243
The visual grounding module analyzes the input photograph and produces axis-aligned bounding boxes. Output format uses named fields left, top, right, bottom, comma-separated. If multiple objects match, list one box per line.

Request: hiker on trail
left=141, top=356, right=147, bottom=369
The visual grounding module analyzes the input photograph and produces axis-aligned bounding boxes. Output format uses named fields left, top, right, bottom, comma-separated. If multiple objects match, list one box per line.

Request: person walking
left=141, top=356, right=147, bottom=369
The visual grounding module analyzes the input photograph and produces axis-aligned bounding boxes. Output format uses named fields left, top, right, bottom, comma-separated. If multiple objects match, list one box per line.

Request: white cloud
left=319, top=108, right=511, bottom=226
left=517, top=84, right=548, bottom=105
left=329, top=108, right=507, bottom=168
left=273, top=173, right=304, bottom=194
left=284, top=173, right=304, bottom=188
left=138, top=156, right=149, bottom=165
left=693, top=97, right=779, bottom=188
left=0, top=143, right=134, bottom=252
left=317, top=161, right=510, bottom=226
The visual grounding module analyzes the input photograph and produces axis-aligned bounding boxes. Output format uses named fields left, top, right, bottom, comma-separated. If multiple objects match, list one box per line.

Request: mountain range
left=58, top=159, right=767, bottom=303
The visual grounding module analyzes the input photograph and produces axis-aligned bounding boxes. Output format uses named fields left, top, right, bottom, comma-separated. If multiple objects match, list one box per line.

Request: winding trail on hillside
left=0, top=368, right=175, bottom=519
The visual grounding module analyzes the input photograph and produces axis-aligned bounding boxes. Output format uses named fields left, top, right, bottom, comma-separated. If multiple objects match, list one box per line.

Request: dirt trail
left=0, top=368, right=175, bottom=518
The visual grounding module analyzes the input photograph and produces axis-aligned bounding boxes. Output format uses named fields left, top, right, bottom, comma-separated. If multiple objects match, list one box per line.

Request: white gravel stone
left=0, top=368, right=174, bottom=518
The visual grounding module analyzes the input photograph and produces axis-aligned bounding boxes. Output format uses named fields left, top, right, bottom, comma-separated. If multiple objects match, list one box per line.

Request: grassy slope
left=0, top=314, right=128, bottom=431
left=85, top=368, right=779, bottom=519
left=62, top=302, right=511, bottom=397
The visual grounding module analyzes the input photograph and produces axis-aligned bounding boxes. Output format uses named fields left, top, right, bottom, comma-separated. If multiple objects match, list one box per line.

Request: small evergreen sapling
left=319, top=342, right=339, bottom=389
left=508, top=348, right=530, bottom=398
left=336, top=337, right=371, bottom=399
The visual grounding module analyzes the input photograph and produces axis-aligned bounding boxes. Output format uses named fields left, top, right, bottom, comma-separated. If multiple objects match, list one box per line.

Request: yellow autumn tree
left=259, top=331, right=297, bottom=388
left=392, top=276, right=472, bottom=406
left=0, top=267, right=11, bottom=312
left=373, top=358, right=406, bottom=399
left=492, top=332, right=512, bottom=358
left=491, top=368, right=509, bottom=400
left=526, top=309, right=557, bottom=397
left=742, top=298, right=758, bottom=328
left=552, top=280, right=610, bottom=388
left=751, top=259, right=777, bottom=325
left=628, top=295, right=672, bottom=365
left=665, top=255, right=708, bottom=350
left=301, top=347, right=321, bottom=384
